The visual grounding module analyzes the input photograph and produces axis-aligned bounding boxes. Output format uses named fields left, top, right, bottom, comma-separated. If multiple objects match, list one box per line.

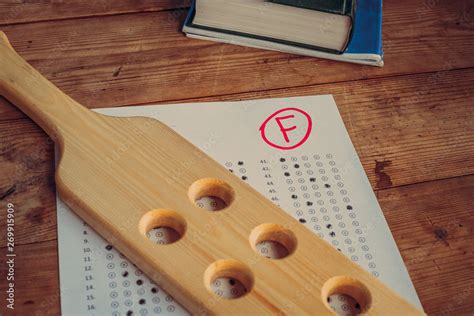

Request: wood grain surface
left=0, top=0, right=190, bottom=25
left=0, top=0, right=472, bottom=120
left=0, top=0, right=473, bottom=315
left=0, top=31, right=424, bottom=315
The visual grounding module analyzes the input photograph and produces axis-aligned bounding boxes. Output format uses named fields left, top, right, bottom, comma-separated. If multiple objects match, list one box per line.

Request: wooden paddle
left=0, top=31, right=424, bottom=315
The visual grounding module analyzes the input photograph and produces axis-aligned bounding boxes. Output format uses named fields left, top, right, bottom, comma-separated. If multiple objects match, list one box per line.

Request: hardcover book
left=183, top=0, right=383, bottom=67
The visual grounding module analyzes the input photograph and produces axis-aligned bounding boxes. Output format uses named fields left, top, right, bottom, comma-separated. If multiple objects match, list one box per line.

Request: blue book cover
left=183, top=0, right=384, bottom=66
left=345, top=0, right=383, bottom=57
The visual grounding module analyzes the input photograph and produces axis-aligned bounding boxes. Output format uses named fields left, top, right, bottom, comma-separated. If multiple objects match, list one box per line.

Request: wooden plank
left=2, top=174, right=472, bottom=315
left=0, top=240, right=60, bottom=315
left=1, top=68, right=473, bottom=248
left=0, top=120, right=57, bottom=246
left=0, top=0, right=189, bottom=25
left=379, top=175, right=474, bottom=315
left=1, top=0, right=473, bottom=121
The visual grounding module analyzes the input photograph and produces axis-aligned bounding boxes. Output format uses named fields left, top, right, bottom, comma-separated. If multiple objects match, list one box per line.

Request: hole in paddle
left=139, top=209, right=186, bottom=245
left=321, top=276, right=372, bottom=316
left=204, top=259, right=254, bottom=299
left=188, top=178, right=234, bottom=211
left=249, top=223, right=297, bottom=259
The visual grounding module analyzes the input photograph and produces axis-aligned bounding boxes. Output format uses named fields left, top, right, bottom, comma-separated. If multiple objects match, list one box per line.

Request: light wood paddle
left=0, top=32, right=424, bottom=315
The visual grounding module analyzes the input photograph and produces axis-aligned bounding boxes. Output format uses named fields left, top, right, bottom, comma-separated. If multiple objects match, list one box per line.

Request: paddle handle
left=0, top=31, right=91, bottom=142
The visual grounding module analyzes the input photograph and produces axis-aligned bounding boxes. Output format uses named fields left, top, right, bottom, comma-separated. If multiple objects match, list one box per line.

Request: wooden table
left=0, top=0, right=473, bottom=315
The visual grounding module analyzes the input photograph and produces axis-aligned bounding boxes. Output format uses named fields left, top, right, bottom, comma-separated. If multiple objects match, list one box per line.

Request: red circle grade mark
left=259, top=108, right=313, bottom=150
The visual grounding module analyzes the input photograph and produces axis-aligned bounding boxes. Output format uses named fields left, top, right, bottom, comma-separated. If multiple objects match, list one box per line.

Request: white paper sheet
left=57, top=95, right=422, bottom=315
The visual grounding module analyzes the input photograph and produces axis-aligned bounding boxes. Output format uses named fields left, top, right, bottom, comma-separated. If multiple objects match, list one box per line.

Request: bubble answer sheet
left=56, top=95, right=423, bottom=315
